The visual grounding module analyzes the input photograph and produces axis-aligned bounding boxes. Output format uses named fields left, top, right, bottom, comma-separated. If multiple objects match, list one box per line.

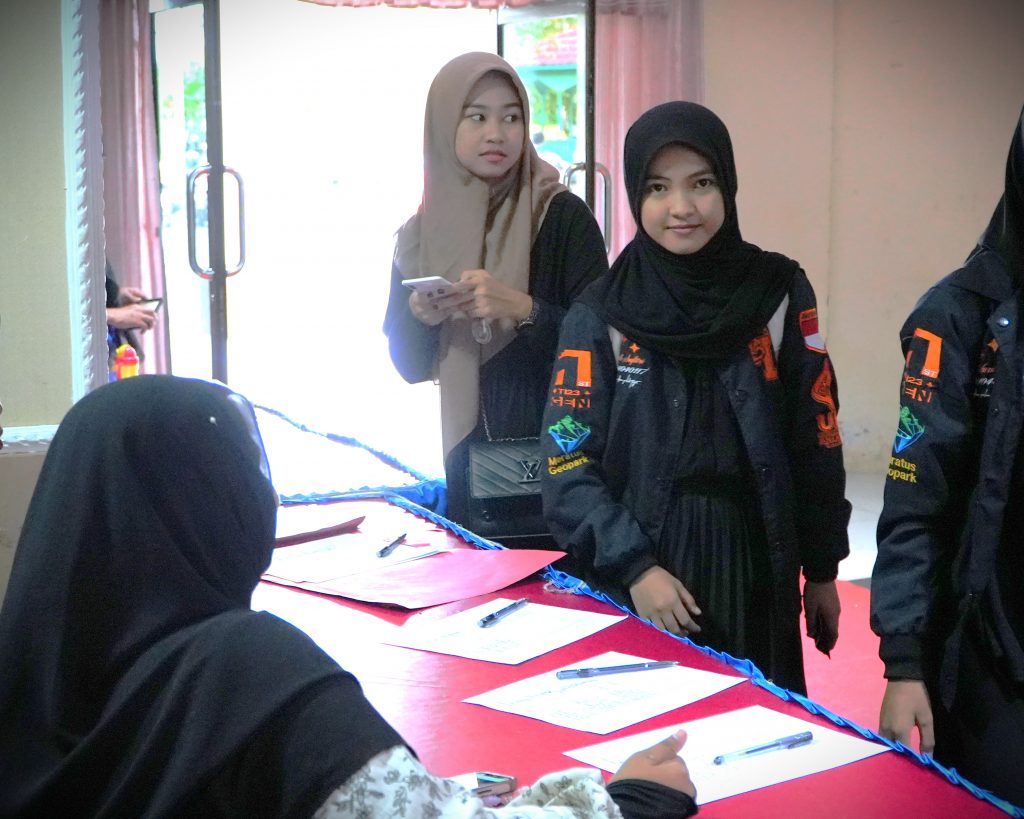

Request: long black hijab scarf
left=978, top=103, right=1024, bottom=280
left=0, top=377, right=395, bottom=817
left=581, top=101, right=797, bottom=359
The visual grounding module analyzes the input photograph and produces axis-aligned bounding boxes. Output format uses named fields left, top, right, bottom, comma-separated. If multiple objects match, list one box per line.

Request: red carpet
left=801, top=579, right=885, bottom=732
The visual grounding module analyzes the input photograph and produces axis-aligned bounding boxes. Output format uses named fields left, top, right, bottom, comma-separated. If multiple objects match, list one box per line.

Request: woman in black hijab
left=872, top=103, right=1024, bottom=806
left=542, top=102, right=851, bottom=695
left=0, top=375, right=696, bottom=818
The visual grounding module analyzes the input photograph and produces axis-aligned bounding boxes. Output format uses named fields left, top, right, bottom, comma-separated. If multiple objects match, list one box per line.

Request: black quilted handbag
left=465, top=407, right=548, bottom=544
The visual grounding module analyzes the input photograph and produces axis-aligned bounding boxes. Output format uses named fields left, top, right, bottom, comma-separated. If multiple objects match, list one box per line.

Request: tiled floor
left=839, top=470, right=886, bottom=586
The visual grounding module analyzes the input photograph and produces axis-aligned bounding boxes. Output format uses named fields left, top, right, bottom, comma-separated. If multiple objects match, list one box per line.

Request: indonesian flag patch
left=799, top=308, right=827, bottom=353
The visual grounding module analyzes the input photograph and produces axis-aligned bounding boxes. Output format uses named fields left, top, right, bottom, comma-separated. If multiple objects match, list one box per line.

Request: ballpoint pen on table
left=712, top=731, right=813, bottom=765
left=555, top=660, right=679, bottom=680
left=376, top=533, right=406, bottom=558
left=477, top=598, right=528, bottom=628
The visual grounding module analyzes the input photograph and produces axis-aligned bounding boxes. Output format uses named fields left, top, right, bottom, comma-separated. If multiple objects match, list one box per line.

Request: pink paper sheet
left=262, top=548, right=564, bottom=609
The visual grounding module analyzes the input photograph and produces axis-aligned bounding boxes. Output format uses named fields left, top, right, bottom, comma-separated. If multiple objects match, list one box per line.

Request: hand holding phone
left=135, top=297, right=163, bottom=313
left=401, top=276, right=455, bottom=299
left=404, top=276, right=468, bottom=326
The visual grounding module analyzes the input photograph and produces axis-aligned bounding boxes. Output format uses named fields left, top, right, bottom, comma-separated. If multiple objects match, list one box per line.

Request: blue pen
left=556, top=660, right=678, bottom=680
left=712, top=731, right=813, bottom=765
left=478, top=598, right=528, bottom=628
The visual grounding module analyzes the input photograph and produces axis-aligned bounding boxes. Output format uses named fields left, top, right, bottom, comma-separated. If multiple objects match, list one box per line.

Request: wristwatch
left=515, top=298, right=540, bottom=332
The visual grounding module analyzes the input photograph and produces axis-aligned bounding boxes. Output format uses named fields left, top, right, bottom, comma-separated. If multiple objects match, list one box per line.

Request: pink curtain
left=100, top=0, right=169, bottom=374
left=301, top=0, right=541, bottom=7
left=594, top=0, right=703, bottom=260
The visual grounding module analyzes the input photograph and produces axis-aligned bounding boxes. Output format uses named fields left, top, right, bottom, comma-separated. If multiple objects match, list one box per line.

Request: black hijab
left=0, top=376, right=398, bottom=817
left=978, top=103, right=1024, bottom=281
left=580, top=101, right=798, bottom=359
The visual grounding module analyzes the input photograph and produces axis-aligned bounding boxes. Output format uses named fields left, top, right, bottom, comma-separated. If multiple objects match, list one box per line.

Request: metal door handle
left=186, top=165, right=246, bottom=277
left=595, top=162, right=611, bottom=252
left=223, top=166, right=246, bottom=275
left=186, top=165, right=213, bottom=279
left=563, top=162, right=612, bottom=251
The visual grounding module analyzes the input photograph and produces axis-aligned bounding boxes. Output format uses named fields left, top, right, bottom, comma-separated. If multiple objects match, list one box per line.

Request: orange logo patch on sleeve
left=749, top=329, right=779, bottom=381
left=811, top=360, right=842, bottom=448
left=906, top=328, right=943, bottom=380
left=553, top=349, right=592, bottom=388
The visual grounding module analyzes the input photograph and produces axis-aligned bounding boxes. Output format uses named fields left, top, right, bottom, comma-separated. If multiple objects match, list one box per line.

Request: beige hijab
left=395, top=52, right=565, bottom=460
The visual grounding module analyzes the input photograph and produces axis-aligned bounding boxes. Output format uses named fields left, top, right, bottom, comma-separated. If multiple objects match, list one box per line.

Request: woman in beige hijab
left=384, top=52, right=607, bottom=539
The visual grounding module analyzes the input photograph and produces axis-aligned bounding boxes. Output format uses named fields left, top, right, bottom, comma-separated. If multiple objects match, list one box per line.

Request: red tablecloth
left=263, top=499, right=1005, bottom=818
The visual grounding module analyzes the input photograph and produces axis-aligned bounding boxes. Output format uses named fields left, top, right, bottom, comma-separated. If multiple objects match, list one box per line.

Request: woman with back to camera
left=0, top=375, right=697, bottom=817
left=541, top=101, right=852, bottom=695
left=383, top=52, right=607, bottom=543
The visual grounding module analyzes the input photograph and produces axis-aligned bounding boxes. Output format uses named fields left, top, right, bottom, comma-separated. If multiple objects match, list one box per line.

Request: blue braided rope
left=536, top=567, right=1023, bottom=816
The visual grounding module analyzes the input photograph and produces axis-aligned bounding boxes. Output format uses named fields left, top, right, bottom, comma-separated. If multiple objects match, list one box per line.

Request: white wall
left=703, top=0, right=1024, bottom=471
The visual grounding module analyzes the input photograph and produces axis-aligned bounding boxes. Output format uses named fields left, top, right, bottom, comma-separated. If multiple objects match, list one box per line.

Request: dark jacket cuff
left=620, top=554, right=659, bottom=590
left=802, top=565, right=839, bottom=583
left=606, top=779, right=698, bottom=819
left=879, top=634, right=924, bottom=679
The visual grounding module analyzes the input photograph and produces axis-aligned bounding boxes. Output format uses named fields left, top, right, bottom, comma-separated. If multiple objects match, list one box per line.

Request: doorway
left=153, top=2, right=498, bottom=475
left=150, top=0, right=699, bottom=478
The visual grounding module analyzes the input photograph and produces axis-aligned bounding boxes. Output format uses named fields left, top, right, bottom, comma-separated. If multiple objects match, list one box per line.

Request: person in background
left=541, top=102, right=851, bottom=695
left=105, top=261, right=158, bottom=370
left=0, top=375, right=697, bottom=818
left=871, top=103, right=1024, bottom=806
left=383, top=52, right=607, bottom=541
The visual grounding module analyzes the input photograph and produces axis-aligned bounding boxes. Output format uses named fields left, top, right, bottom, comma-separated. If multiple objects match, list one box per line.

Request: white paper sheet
left=251, top=582, right=398, bottom=663
left=381, top=598, right=626, bottom=664
left=265, top=534, right=443, bottom=583
left=564, top=704, right=889, bottom=804
left=463, top=650, right=744, bottom=734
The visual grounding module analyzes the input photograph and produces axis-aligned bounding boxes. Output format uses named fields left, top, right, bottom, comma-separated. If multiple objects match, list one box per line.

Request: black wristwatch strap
left=515, top=298, right=540, bottom=331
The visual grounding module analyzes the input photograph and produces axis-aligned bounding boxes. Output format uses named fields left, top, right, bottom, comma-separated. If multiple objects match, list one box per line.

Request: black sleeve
left=519, top=191, right=609, bottom=358
left=540, top=303, right=658, bottom=591
left=777, top=270, right=851, bottom=582
left=197, top=676, right=406, bottom=819
left=382, top=256, right=440, bottom=384
left=870, top=284, right=982, bottom=679
left=606, top=779, right=698, bottom=819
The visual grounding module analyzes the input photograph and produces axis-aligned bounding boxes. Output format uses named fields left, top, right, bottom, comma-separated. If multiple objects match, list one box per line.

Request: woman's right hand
left=610, top=729, right=696, bottom=797
left=629, top=566, right=702, bottom=636
left=879, top=679, right=935, bottom=755
left=408, top=286, right=472, bottom=326
left=106, top=303, right=157, bottom=331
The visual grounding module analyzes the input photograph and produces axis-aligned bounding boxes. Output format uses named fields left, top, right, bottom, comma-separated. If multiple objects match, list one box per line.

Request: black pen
left=376, top=533, right=406, bottom=558
left=477, top=598, right=528, bottom=628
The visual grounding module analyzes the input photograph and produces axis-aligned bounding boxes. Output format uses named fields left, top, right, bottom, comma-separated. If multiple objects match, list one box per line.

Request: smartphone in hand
left=402, top=276, right=454, bottom=299
left=451, top=771, right=517, bottom=798
left=135, top=297, right=163, bottom=312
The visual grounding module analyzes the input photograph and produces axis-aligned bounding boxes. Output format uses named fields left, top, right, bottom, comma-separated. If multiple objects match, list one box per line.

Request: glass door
left=152, top=1, right=496, bottom=474
left=498, top=1, right=611, bottom=248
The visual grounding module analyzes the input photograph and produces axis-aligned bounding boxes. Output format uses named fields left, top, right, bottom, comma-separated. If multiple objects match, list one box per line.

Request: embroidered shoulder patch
left=799, top=308, right=827, bottom=353
left=551, top=348, right=593, bottom=410
left=548, top=415, right=592, bottom=455
left=893, top=406, right=925, bottom=453
left=749, top=329, right=779, bottom=381
left=906, top=328, right=943, bottom=380
left=811, top=360, right=842, bottom=448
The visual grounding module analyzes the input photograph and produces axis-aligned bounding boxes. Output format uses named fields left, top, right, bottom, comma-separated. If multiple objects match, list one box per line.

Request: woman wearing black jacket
left=871, top=103, right=1024, bottom=806
left=541, top=102, right=851, bottom=695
